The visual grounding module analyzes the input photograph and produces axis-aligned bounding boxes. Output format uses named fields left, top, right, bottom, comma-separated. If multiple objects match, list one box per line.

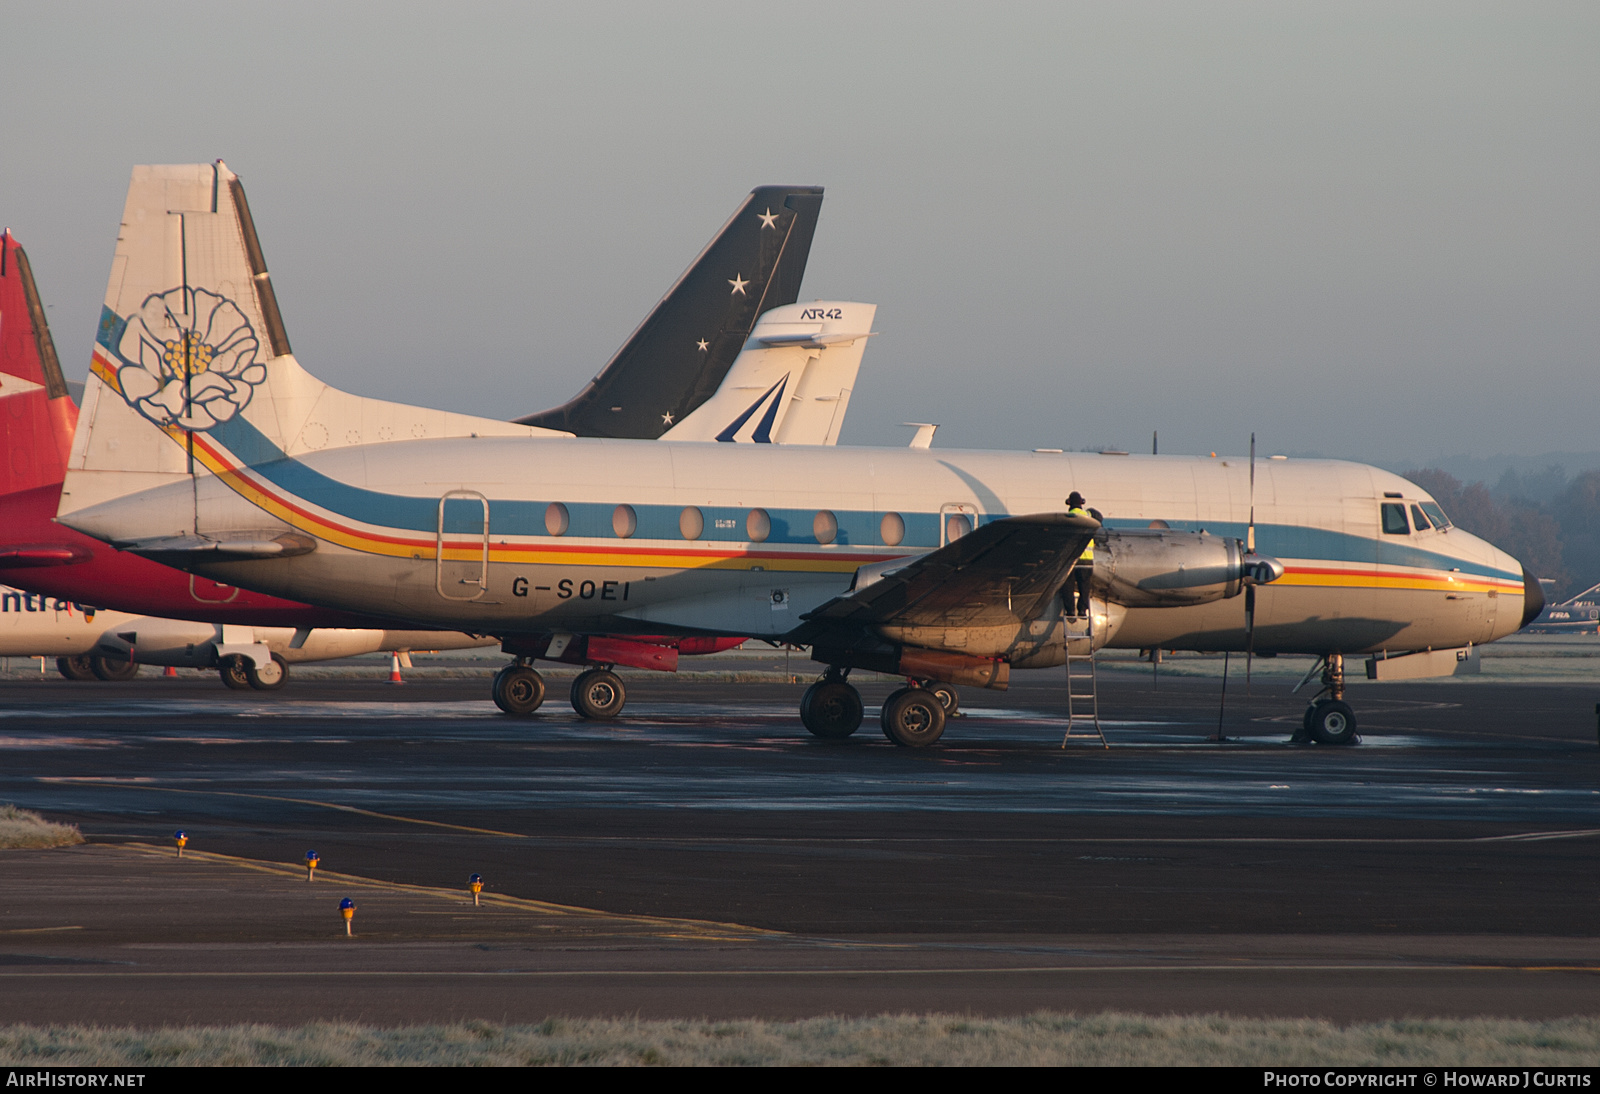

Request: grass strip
left=4, top=1013, right=1600, bottom=1066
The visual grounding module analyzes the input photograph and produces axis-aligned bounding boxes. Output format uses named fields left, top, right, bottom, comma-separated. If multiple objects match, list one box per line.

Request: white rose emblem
left=116, top=287, right=265, bottom=431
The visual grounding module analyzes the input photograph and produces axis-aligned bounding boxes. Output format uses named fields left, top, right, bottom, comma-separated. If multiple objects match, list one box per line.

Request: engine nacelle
left=1093, top=529, right=1281, bottom=608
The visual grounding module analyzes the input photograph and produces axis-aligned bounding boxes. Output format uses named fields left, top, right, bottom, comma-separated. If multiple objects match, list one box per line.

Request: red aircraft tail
left=0, top=231, right=77, bottom=495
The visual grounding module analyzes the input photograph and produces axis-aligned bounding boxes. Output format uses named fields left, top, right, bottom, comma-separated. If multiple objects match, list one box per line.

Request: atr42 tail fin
left=0, top=232, right=78, bottom=495
left=61, top=162, right=566, bottom=526
left=660, top=302, right=875, bottom=444
left=516, top=185, right=824, bottom=440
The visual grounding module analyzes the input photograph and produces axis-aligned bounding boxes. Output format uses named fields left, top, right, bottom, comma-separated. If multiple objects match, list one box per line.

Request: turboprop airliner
left=57, top=164, right=1541, bottom=745
left=1, top=182, right=850, bottom=687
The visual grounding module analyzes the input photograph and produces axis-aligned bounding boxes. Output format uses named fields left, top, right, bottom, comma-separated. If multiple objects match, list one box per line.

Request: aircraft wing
left=795, top=511, right=1099, bottom=637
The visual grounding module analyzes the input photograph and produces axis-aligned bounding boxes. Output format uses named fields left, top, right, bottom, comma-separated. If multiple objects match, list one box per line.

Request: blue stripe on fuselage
left=203, top=416, right=1520, bottom=579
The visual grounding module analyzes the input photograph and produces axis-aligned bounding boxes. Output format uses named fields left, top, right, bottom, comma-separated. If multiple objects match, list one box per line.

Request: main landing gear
left=491, top=661, right=628, bottom=720
left=1295, top=652, right=1359, bottom=746
left=218, top=652, right=289, bottom=691
left=799, top=670, right=951, bottom=747
left=56, top=654, right=139, bottom=682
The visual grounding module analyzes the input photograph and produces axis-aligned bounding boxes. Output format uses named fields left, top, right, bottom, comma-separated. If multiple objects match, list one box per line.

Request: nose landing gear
left=1296, top=653, right=1360, bottom=746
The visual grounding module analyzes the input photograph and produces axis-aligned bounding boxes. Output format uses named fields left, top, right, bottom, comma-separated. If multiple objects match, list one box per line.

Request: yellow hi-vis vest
left=1068, top=507, right=1094, bottom=561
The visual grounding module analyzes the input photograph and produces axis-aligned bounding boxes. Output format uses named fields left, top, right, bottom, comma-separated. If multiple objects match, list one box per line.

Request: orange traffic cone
left=164, top=665, right=178, bottom=678
left=387, top=651, right=404, bottom=685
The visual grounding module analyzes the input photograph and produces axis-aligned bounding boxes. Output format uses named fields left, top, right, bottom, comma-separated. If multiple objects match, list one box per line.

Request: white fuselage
left=60, top=434, right=1530, bottom=659
left=0, top=584, right=492, bottom=666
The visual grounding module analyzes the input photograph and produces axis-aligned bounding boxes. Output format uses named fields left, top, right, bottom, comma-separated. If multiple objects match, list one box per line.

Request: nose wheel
left=1294, top=654, right=1361, bottom=745
left=1304, top=698, right=1358, bottom=745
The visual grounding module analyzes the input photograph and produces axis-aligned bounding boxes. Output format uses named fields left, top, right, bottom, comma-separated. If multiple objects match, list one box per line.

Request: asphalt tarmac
left=2, top=666, right=1598, bottom=1024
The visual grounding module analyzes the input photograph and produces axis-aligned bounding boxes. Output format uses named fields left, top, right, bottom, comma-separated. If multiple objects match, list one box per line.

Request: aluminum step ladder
left=1061, top=612, right=1108, bottom=749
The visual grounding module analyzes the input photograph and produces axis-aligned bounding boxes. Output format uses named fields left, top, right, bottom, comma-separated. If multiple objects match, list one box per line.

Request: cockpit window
left=1410, top=505, right=1431, bottom=531
left=1381, top=502, right=1409, bottom=535
left=1420, top=502, right=1451, bottom=529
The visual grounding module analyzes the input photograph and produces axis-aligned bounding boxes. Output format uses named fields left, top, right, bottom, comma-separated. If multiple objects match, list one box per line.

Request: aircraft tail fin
left=661, top=302, right=874, bottom=444
left=517, top=185, right=824, bottom=439
left=0, top=232, right=78, bottom=495
left=61, top=163, right=562, bottom=524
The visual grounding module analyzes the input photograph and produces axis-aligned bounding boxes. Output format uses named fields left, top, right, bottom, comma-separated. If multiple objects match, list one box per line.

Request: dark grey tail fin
left=517, top=185, right=823, bottom=439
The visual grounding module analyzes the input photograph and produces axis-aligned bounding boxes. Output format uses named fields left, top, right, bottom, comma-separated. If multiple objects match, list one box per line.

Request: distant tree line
left=1404, top=467, right=1600, bottom=600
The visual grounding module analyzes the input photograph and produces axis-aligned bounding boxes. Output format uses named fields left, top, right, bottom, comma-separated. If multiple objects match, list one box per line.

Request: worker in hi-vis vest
left=1065, top=492, right=1095, bottom=618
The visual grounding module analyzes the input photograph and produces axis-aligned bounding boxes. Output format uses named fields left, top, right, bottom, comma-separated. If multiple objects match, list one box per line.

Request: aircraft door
left=940, top=503, right=977, bottom=546
left=436, top=490, right=489, bottom=601
left=189, top=574, right=240, bottom=604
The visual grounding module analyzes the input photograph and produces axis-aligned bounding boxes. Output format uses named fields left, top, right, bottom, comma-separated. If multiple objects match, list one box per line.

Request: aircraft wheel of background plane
left=218, top=655, right=252, bottom=691
left=798, top=677, right=864, bottom=739
left=571, top=668, right=626, bottom=720
left=56, top=655, right=96, bottom=681
left=1307, top=699, right=1359, bottom=746
left=881, top=687, right=947, bottom=749
left=89, top=655, right=139, bottom=682
left=491, top=664, right=546, bottom=716
left=245, top=653, right=289, bottom=691
left=927, top=682, right=960, bottom=718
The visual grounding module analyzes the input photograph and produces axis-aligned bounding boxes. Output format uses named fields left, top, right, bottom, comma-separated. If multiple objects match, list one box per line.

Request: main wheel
left=880, top=686, right=912, bottom=741
left=881, top=687, right=947, bottom=748
left=493, top=664, right=546, bottom=715
left=929, top=682, right=960, bottom=717
left=799, top=678, right=864, bottom=739
left=571, top=668, right=626, bottom=720
left=90, top=655, right=139, bottom=682
left=57, top=655, right=95, bottom=681
left=218, top=655, right=252, bottom=690
left=245, top=653, right=289, bottom=691
left=1307, top=699, right=1358, bottom=746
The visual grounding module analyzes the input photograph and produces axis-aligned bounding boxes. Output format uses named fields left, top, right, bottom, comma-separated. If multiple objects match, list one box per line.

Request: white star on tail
left=728, top=274, right=748, bottom=295
left=661, top=411, right=674, bottom=425
left=757, top=208, right=778, bottom=229
left=696, top=339, right=709, bottom=351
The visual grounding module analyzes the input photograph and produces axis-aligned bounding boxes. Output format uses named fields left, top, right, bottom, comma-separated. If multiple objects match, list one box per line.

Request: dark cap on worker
left=1066, top=492, right=1086, bottom=507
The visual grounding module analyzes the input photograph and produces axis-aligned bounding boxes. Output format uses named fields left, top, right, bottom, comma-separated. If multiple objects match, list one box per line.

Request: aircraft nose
left=1520, top=565, right=1546, bottom=630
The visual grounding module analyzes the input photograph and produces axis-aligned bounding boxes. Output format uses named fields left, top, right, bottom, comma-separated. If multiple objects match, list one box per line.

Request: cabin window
left=612, top=504, right=637, bottom=539
left=544, top=502, right=569, bottom=537
left=1381, top=502, right=1409, bottom=535
left=880, top=512, right=905, bottom=547
left=945, top=513, right=973, bottom=542
left=679, top=506, right=704, bottom=540
left=813, top=510, right=838, bottom=545
left=747, top=508, right=771, bottom=543
left=1410, top=505, right=1431, bottom=531
left=1421, top=502, right=1451, bottom=529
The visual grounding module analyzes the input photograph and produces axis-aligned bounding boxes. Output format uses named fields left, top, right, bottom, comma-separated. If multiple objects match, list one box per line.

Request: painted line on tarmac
left=42, top=780, right=533, bottom=839
left=110, top=842, right=782, bottom=941
left=36, top=777, right=1600, bottom=846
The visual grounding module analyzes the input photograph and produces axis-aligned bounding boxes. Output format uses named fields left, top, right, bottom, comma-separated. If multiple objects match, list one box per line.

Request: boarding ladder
left=1061, top=611, right=1108, bottom=749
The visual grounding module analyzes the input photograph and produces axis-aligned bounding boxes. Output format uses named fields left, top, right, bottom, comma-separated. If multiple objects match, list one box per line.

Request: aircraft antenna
left=1245, top=433, right=1257, bottom=694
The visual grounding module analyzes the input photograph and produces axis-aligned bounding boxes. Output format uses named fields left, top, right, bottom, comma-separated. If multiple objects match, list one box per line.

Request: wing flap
left=801, top=511, right=1099, bottom=632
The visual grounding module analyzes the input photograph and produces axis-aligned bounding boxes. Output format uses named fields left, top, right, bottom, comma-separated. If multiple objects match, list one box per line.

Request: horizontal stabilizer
left=0, top=544, right=93, bottom=568
left=119, top=531, right=317, bottom=565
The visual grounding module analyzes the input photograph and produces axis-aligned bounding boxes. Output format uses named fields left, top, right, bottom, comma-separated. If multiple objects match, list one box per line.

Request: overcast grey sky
left=3, top=2, right=1596, bottom=466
